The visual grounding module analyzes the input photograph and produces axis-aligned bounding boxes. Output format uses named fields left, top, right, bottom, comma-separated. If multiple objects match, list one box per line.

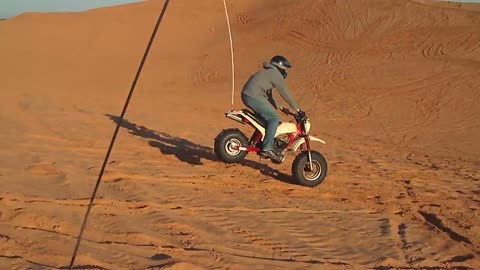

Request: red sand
left=1, top=0, right=479, bottom=269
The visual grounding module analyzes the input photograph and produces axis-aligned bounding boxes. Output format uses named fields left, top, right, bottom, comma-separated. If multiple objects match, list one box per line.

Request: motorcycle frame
left=243, top=122, right=304, bottom=154
left=224, top=109, right=321, bottom=156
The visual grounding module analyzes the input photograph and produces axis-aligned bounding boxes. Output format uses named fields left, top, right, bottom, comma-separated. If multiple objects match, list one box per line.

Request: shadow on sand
left=106, top=114, right=294, bottom=184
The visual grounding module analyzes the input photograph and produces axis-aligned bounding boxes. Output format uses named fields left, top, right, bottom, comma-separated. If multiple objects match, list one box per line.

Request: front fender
left=309, top=135, right=326, bottom=144
left=291, top=135, right=326, bottom=151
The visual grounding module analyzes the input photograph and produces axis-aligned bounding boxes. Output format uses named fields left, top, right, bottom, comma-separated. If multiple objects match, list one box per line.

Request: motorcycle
left=214, top=107, right=328, bottom=187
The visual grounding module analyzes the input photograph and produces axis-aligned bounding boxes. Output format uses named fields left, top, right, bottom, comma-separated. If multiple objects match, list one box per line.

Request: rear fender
left=225, top=110, right=265, bottom=136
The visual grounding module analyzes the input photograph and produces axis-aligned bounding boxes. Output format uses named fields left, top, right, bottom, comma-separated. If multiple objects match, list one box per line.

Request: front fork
left=303, top=135, right=313, bottom=171
left=301, top=122, right=313, bottom=172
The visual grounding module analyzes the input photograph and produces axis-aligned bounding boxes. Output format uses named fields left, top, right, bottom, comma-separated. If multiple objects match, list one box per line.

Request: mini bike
left=214, top=107, right=328, bottom=187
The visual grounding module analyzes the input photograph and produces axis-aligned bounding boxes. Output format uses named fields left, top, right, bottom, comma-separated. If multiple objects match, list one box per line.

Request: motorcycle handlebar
left=280, top=107, right=307, bottom=122
left=280, top=107, right=294, bottom=115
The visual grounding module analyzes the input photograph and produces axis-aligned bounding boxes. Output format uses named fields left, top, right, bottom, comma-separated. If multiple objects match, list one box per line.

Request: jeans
left=241, top=94, right=280, bottom=151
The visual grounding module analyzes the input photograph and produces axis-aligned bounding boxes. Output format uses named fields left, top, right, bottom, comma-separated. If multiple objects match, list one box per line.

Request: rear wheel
left=292, top=151, right=327, bottom=187
left=214, top=128, right=249, bottom=163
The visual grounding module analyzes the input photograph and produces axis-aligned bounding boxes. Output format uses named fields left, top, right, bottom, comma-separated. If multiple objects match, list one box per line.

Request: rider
left=241, top=55, right=305, bottom=161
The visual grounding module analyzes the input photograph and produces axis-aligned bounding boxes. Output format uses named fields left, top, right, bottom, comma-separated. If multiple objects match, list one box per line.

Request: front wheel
left=291, top=151, right=328, bottom=187
left=214, top=128, right=249, bottom=163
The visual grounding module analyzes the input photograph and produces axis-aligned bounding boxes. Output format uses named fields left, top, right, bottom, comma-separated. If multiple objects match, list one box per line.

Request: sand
left=0, top=0, right=479, bottom=269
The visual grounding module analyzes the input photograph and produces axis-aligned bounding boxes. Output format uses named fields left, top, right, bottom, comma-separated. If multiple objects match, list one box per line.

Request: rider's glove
left=297, top=109, right=306, bottom=119
left=280, top=107, right=290, bottom=114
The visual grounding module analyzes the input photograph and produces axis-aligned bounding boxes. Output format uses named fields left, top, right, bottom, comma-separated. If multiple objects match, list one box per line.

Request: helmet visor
left=282, top=60, right=292, bottom=68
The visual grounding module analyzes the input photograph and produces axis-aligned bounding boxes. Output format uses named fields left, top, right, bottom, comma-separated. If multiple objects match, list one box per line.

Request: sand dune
left=0, top=0, right=479, bottom=269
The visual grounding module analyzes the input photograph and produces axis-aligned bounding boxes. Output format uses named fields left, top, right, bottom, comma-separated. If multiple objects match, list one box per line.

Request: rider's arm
left=266, top=89, right=278, bottom=109
left=271, top=72, right=300, bottom=111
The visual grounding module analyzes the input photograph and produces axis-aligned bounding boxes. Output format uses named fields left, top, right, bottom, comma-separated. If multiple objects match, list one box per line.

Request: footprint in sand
left=26, top=161, right=63, bottom=176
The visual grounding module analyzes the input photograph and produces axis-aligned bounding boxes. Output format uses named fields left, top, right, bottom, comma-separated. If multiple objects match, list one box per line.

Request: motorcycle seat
left=242, top=109, right=267, bottom=127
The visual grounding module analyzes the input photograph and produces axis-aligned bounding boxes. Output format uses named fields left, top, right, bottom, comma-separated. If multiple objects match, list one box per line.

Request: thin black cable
left=68, top=1, right=170, bottom=269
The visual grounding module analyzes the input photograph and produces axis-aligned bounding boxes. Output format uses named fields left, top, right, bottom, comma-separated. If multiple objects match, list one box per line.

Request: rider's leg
left=257, top=108, right=279, bottom=151
left=241, top=95, right=281, bottom=157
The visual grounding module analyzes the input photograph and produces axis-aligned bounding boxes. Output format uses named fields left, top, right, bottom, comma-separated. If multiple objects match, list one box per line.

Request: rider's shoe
left=260, top=149, right=282, bottom=161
